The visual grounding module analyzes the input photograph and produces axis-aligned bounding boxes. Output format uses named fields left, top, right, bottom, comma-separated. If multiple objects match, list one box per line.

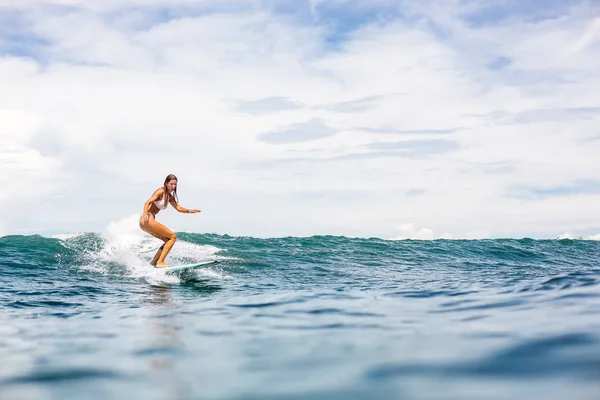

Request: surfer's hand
left=188, top=209, right=201, bottom=214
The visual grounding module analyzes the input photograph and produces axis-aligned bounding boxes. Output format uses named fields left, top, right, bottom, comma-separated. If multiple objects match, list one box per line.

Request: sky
left=1, top=0, right=599, bottom=240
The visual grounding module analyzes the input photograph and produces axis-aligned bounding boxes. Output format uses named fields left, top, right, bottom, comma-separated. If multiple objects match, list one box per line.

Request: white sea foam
left=558, top=232, right=600, bottom=240
left=51, top=232, right=87, bottom=240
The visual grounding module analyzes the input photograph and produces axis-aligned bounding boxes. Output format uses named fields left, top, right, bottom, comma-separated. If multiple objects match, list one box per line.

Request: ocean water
left=1, top=227, right=600, bottom=400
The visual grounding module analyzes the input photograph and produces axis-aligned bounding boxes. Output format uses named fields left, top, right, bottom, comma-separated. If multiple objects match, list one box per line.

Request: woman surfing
left=139, top=174, right=201, bottom=268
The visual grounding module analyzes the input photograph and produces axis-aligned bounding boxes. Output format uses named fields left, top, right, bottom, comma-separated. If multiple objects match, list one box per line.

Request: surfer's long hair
left=162, top=174, right=179, bottom=207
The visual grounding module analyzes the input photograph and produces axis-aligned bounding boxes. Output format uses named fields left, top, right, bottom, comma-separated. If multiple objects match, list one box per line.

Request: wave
left=2, top=229, right=599, bottom=293
left=0, top=230, right=228, bottom=285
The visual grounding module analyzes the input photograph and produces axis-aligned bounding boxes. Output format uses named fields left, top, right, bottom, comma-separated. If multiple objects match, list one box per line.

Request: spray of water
left=54, top=214, right=229, bottom=284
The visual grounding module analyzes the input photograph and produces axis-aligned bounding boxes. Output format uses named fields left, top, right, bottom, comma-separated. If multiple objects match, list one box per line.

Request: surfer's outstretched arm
left=169, top=197, right=201, bottom=214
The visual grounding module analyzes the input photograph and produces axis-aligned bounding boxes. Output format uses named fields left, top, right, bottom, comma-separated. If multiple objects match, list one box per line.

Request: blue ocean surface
left=1, top=231, right=600, bottom=400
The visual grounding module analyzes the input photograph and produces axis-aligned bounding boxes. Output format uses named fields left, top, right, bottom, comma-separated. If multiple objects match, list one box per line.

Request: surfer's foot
left=155, top=262, right=172, bottom=268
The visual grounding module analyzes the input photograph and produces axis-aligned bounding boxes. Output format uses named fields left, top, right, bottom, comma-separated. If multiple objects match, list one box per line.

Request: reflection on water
left=140, top=281, right=222, bottom=399
left=142, top=284, right=188, bottom=399
left=146, top=284, right=174, bottom=306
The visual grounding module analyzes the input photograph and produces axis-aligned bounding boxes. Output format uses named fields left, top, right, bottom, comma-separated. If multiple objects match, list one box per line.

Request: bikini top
left=153, top=190, right=172, bottom=210
left=153, top=199, right=168, bottom=210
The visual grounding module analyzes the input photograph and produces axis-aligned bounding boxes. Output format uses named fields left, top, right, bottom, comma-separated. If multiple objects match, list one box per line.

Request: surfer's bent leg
left=139, top=215, right=177, bottom=268
left=156, top=232, right=177, bottom=268
left=150, top=244, right=164, bottom=267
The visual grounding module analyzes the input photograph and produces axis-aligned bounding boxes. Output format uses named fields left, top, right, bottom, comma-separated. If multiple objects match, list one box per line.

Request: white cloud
left=0, top=109, right=63, bottom=205
left=1, top=0, right=599, bottom=239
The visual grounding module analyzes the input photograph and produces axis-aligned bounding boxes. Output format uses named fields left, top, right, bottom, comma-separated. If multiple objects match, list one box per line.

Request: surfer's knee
left=166, top=232, right=177, bottom=241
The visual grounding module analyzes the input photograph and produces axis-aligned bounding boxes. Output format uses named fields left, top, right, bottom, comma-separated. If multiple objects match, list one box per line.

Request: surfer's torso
left=147, top=189, right=172, bottom=216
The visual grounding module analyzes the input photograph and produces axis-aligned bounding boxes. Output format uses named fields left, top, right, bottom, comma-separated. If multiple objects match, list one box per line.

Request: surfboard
left=157, top=260, right=219, bottom=272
